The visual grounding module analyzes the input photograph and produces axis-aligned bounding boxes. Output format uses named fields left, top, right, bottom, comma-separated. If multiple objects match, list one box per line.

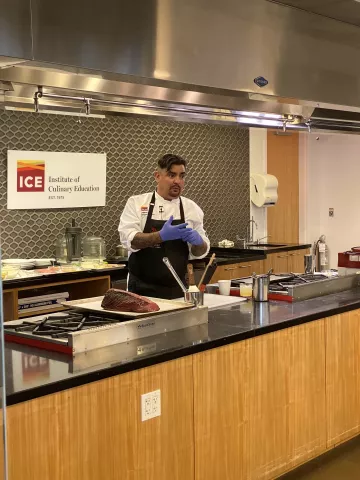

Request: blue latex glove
left=159, top=216, right=189, bottom=242
left=181, top=228, right=204, bottom=246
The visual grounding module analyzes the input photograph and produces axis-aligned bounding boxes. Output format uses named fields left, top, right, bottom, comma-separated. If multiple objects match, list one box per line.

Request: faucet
left=246, top=217, right=258, bottom=245
left=254, top=235, right=271, bottom=245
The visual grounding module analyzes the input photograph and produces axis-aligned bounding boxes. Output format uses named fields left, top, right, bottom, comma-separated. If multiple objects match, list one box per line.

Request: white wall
left=249, top=128, right=267, bottom=241
left=300, top=132, right=360, bottom=268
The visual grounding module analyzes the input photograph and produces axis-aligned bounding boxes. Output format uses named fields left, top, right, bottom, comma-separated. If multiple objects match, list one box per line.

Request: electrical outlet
left=141, top=389, right=161, bottom=421
left=152, top=389, right=161, bottom=417
left=141, top=393, right=152, bottom=421
left=329, top=208, right=334, bottom=217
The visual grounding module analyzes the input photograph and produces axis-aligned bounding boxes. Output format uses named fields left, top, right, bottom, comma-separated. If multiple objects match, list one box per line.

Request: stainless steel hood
left=2, top=0, right=360, bottom=130
left=0, top=64, right=312, bottom=128
left=268, top=0, right=360, bottom=28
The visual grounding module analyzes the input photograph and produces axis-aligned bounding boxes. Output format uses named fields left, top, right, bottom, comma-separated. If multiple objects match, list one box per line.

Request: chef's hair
left=158, top=154, right=187, bottom=171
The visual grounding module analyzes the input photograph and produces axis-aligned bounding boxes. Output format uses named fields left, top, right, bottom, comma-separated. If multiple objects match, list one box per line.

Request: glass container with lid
left=82, top=236, right=106, bottom=262
left=55, top=235, right=68, bottom=264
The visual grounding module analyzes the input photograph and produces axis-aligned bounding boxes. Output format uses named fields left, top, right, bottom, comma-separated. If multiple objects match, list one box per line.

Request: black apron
left=128, top=192, right=189, bottom=299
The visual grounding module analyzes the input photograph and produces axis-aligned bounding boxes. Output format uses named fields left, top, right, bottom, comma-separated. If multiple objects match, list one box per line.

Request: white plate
left=3, top=260, right=36, bottom=270
left=29, top=258, right=55, bottom=266
left=175, top=293, right=247, bottom=310
left=3, top=259, right=35, bottom=265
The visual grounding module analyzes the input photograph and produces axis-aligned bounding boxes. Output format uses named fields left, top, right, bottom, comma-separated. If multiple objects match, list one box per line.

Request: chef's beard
left=169, top=186, right=181, bottom=198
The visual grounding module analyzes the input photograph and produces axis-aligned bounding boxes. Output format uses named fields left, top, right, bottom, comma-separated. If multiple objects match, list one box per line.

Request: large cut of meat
left=101, top=289, right=160, bottom=313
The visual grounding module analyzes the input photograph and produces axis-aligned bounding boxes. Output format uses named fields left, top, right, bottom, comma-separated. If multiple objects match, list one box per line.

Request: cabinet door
left=326, top=310, right=360, bottom=446
left=229, top=261, right=262, bottom=279
left=288, top=249, right=310, bottom=274
left=211, top=261, right=263, bottom=283
left=237, top=260, right=261, bottom=278
left=263, top=253, right=288, bottom=273
left=194, top=321, right=327, bottom=480
left=288, top=320, right=327, bottom=470
left=7, top=355, right=195, bottom=480
left=234, top=262, right=253, bottom=278
left=210, top=265, right=232, bottom=283
left=256, top=260, right=266, bottom=274
left=262, top=254, right=276, bottom=273
left=271, top=253, right=289, bottom=274
left=194, top=341, right=250, bottom=480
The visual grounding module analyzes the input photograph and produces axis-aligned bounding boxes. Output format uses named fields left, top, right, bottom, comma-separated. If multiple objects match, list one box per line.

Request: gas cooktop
left=232, top=273, right=328, bottom=288
left=4, top=306, right=208, bottom=356
left=5, top=312, right=121, bottom=337
left=231, top=273, right=332, bottom=302
left=267, top=274, right=329, bottom=293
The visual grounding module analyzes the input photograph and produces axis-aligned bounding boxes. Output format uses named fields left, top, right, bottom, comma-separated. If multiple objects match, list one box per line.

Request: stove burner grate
left=269, top=273, right=329, bottom=293
left=5, top=312, right=121, bottom=339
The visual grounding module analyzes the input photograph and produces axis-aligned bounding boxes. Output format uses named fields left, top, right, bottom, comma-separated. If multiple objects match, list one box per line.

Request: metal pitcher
left=162, top=257, right=204, bottom=307
left=252, top=269, right=272, bottom=302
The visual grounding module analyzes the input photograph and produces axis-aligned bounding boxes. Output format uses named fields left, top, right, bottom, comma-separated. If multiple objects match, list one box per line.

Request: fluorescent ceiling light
left=238, top=111, right=282, bottom=119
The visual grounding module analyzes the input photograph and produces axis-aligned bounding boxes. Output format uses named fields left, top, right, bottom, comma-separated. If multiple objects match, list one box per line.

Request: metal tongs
left=163, top=257, right=203, bottom=306
left=163, top=257, right=187, bottom=293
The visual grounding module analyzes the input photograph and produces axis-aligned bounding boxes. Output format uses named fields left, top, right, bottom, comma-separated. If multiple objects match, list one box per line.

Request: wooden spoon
left=187, top=264, right=199, bottom=292
left=198, top=253, right=216, bottom=291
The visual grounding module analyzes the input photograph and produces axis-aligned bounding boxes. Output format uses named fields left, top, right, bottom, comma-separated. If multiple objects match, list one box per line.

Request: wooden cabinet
left=193, top=320, right=326, bottom=480
left=247, top=330, right=290, bottom=480
left=211, top=249, right=310, bottom=283
left=263, top=249, right=310, bottom=275
left=211, top=264, right=235, bottom=281
left=5, top=309, right=360, bottom=480
left=326, top=310, right=360, bottom=447
left=6, top=356, right=194, bottom=480
left=232, top=260, right=260, bottom=279
left=267, top=130, right=299, bottom=244
left=266, top=252, right=289, bottom=274
left=287, top=320, right=327, bottom=470
left=193, top=339, right=250, bottom=480
left=3, top=276, right=111, bottom=321
left=210, top=260, right=261, bottom=283
left=288, top=249, right=310, bottom=274
left=249, top=320, right=326, bottom=477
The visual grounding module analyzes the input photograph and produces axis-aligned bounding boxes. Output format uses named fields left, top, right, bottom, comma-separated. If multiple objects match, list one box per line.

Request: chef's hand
left=181, top=228, right=204, bottom=246
left=159, top=216, right=189, bottom=242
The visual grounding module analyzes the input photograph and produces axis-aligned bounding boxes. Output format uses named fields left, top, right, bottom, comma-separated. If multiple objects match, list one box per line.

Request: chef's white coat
left=118, top=191, right=210, bottom=259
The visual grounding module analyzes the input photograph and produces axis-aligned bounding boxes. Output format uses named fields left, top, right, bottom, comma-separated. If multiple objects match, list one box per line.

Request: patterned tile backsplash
left=0, top=110, right=249, bottom=258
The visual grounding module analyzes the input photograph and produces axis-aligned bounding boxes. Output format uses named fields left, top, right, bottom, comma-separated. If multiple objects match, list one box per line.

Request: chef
left=119, top=153, right=210, bottom=299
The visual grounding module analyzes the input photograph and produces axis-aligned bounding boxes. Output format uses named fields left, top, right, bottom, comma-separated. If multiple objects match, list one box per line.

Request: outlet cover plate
left=141, top=389, right=161, bottom=421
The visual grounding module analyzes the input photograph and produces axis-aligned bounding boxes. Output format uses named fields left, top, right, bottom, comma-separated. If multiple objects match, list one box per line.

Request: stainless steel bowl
left=115, top=245, right=128, bottom=258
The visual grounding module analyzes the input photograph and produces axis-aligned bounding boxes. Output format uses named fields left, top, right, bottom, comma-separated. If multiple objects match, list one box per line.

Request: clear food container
left=55, top=235, right=68, bottom=264
left=82, top=236, right=106, bottom=262
left=240, top=283, right=253, bottom=297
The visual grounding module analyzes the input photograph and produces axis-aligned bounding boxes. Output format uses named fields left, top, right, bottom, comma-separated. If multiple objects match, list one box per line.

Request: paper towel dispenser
left=250, top=174, right=278, bottom=207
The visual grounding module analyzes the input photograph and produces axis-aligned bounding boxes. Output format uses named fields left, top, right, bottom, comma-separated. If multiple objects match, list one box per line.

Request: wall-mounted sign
left=7, top=150, right=106, bottom=210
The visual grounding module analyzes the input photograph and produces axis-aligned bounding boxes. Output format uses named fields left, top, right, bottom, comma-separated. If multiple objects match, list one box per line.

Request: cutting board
left=62, top=296, right=193, bottom=318
left=175, top=293, right=247, bottom=310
